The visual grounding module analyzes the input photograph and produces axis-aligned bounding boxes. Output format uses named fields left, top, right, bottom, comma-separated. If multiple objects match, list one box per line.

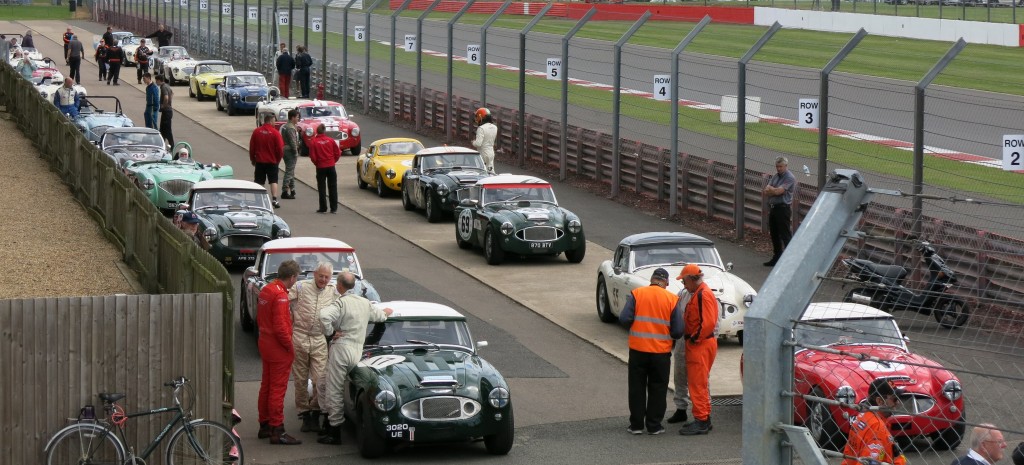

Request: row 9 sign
left=312, top=17, right=323, bottom=32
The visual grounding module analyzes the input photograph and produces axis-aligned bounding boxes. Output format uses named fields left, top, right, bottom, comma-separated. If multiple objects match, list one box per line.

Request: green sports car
left=124, top=142, right=234, bottom=215
left=345, top=301, right=513, bottom=458
left=454, top=174, right=586, bottom=265
left=185, top=180, right=291, bottom=266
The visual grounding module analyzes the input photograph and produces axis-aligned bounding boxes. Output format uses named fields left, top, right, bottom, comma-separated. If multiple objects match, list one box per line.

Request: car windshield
left=793, top=317, right=906, bottom=350
left=163, top=48, right=189, bottom=59
left=364, top=319, right=473, bottom=348
left=420, top=154, right=485, bottom=172
left=227, top=75, right=266, bottom=87
left=261, top=250, right=360, bottom=278
left=482, top=184, right=556, bottom=205
left=121, top=36, right=140, bottom=45
left=102, top=132, right=165, bottom=149
left=199, top=63, right=233, bottom=74
left=299, top=105, right=345, bottom=119
left=378, top=141, right=423, bottom=156
left=192, top=189, right=271, bottom=211
left=630, top=243, right=723, bottom=269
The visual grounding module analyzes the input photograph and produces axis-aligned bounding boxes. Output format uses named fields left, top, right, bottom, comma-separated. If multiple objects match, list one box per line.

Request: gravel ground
left=0, top=108, right=135, bottom=299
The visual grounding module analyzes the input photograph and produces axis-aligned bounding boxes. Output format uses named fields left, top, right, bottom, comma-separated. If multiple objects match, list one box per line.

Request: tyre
left=737, top=330, right=744, bottom=346
left=375, top=173, right=387, bottom=198
left=931, top=413, right=966, bottom=450
left=456, top=226, right=473, bottom=250
left=357, top=402, right=387, bottom=458
left=933, top=298, right=969, bottom=329
left=357, top=169, right=368, bottom=189
left=165, top=420, right=242, bottom=465
left=46, top=423, right=125, bottom=465
left=425, top=192, right=442, bottom=223
left=239, top=284, right=254, bottom=333
left=215, top=94, right=223, bottom=111
left=226, top=101, right=237, bottom=116
left=484, top=229, right=505, bottom=265
left=596, top=275, right=616, bottom=323
left=401, top=186, right=415, bottom=211
left=188, top=82, right=195, bottom=98
left=806, top=387, right=845, bottom=451
left=483, top=405, right=514, bottom=455
left=565, top=241, right=586, bottom=263
left=349, top=143, right=362, bottom=156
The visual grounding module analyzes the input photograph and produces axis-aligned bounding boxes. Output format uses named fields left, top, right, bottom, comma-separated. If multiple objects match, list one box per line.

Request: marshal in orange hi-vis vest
left=627, top=286, right=679, bottom=353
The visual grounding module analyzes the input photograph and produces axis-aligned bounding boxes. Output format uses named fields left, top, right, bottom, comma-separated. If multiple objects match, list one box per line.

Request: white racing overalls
left=318, top=292, right=389, bottom=427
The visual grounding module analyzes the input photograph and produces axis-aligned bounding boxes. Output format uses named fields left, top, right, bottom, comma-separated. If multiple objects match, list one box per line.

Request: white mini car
left=595, top=232, right=757, bottom=343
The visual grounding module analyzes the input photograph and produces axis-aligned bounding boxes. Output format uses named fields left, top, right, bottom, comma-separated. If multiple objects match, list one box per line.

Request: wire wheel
left=46, top=423, right=125, bottom=465
left=165, top=420, right=243, bottom=465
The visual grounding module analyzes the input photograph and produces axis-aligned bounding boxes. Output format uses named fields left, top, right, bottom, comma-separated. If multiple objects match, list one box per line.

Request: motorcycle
left=842, top=242, right=969, bottom=328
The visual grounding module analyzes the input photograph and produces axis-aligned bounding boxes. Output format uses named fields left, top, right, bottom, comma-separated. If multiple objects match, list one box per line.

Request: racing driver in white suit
left=287, top=262, right=338, bottom=433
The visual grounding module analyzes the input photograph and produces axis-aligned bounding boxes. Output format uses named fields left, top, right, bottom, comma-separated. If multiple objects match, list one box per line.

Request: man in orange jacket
left=256, top=259, right=302, bottom=445
left=677, top=263, right=719, bottom=435
left=619, top=267, right=683, bottom=435
left=307, top=123, right=342, bottom=214
left=841, top=379, right=907, bottom=465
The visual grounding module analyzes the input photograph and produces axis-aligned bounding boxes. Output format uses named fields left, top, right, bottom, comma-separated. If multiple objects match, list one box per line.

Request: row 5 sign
left=546, top=58, right=561, bottom=80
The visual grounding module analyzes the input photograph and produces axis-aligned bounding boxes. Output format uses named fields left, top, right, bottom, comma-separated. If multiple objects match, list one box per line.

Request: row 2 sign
left=1003, top=135, right=1024, bottom=171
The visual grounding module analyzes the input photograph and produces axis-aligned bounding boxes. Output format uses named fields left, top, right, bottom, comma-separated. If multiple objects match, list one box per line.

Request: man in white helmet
left=316, top=271, right=393, bottom=445
left=287, top=262, right=338, bottom=433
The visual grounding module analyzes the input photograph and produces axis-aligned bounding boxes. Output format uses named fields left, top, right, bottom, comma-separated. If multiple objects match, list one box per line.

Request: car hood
left=363, top=350, right=496, bottom=400
left=375, top=156, right=414, bottom=171
left=300, top=117, right=357, bottom=131
left=128, top=162, right=210, bottom=181
left=486, top=202, right=568, bottom=225
left=226, top=85, right=269, bottom=95
left=440, top=168, right=489, bottom=186
left=797, top=344, right=954, bottom=397
left=197, top=209, right=275, bottom=235
left=631, top=264, right=755, bottom=297
left=195, top=72, right=230, bottom=83
left=77, top=113, right=132, bottom=126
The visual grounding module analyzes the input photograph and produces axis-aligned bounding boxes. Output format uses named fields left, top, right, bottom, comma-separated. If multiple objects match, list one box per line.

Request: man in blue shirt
left=762, top=156, right=796, bottom=267
left=53, top=78, right=80, bottom=117
left=143, top=72, right=159, bottom=129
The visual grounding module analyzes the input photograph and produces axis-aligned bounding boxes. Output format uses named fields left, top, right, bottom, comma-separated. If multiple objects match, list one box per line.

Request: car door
left=607, top=245, right=630, bottom=312
left=361, top=145, right=376, bottom=181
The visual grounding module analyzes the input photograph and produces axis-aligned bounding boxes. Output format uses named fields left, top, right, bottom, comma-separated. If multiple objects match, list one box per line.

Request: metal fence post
left=321, top=3, right=327, bottom=95
left=912, top=38, right=966, bottom=238
left=415, top=0, right=444, bottom=132
left=816, top=29, right=866, bottom=190
left=445, top=0, right=477, bottom=143
left=518, top=3, right=552, bottom=166
left=363, top=0, right=387, bottom=114
left=735, top=22, right=781, bottom=240
left=230, top=0, right=236, bottom=64
left=257, top=0, right=262, bottom=75
left=303, top=2, right=309, bottom=54
left=206, top=0, right=212, bottom=54
left=390, top=0, right=414, bottom=122
left=342, top=0, right=359, bottom=105
left=288, top=0, right=294, bottom=50
left=611, top=11, right=654, bottom=197
left=559, top=8, right=597, bottom=181
left=479, top=0, right=512, bottom=107
left=218, top=0, right=223, bottom=56
left=668, top=15, right=710, bottom=217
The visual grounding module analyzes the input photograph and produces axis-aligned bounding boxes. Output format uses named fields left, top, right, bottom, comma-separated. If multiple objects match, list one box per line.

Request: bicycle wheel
left=165, top=420, right=243, bottom=465
left=46, top=423, right=125, bottom=465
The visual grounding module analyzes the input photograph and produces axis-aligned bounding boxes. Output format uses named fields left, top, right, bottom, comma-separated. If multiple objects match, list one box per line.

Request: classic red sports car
left=792, top=302, right=965, bottom=452
left=296, top=100, right=361, bottom=156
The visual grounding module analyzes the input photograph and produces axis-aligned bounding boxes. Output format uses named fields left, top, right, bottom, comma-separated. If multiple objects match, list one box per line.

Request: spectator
left=143, top=73, right=159, bottom=129
left=66, top=34, right=84, bottom=83
left=279, top=109, right=300, bottom=200
left=256, top=259, right=302, bottom=445
left=307, top=123, right=341, bottom=214
left=762, top=156, right=795, bottom=267
left=95, top=42, right=108, bottom=82
left=178, top=211, right=211, bottom=250
left=950, top=424, right=1007, bottom=465
left=15, top=56, right=37, bottom=80
left=294, top=45, right=313, bottom=99
left=840, top=379, right=906, bottom=465
left=106, top=39, right=125, bottom=86
left=102, top=26, right=114, bottom=47
left=53, top=78, right=81, bottom=118
left=249, top=114, right=285, bottom=208
left=156, top=74, right=174, bottom=145
left=275, top=45, right=295, bottom=99
left=135, top=38, right=153, bottom=84
left=146, top=24, right=173, bottom=47
left=21, top=30, right=34, bottom=49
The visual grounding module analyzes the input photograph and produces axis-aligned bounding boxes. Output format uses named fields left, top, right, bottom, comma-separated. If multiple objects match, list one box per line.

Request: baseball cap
left=676, top=263, right=702, bottom=280
left=180, top=212, right=200, bottom=224
left=651, top=268, right=669, bottom=281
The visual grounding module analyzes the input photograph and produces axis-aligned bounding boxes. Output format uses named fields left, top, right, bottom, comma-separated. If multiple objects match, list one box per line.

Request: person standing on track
left=143, top=73, right=159, bottom=130
left=65, top=34, right=84, bottom=83
left=101, top=26, right=114, bottom=47
left=472, top=107, right=497, bottom=173
left=146, top=24, right=173, bottom=47
left=294, top=46, right=313, bottom=99
left=279, top=109, right=300, bottom=200
left=62, top=27, right=74, bottom=63
left=135, top=39, right=153, bottom=84
left=106, top=39, right=125, bottom=86
left=276, top=45, right=295, bottom=99
left=676, top=264, right=718, bottom=436
left=951, top=424, right=1008, bottom=465
left=287, top=262, right=338, bottom=433
left=256, top=259, right=302, bottom=445
left=156, top=74, right=174, bottom=146
left=94, top=42, right=108, bottom=82
left=307, top=123, right=341, bottom=214
left=249, top=114, right=285, bottom=209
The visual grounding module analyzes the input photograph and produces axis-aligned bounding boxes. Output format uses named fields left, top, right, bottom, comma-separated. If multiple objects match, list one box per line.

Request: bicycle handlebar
left=163, top=376, right=189, bottom=388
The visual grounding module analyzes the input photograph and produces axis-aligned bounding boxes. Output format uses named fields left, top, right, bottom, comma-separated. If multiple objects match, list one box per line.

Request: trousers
left=627, top=349, right=671, bottom=432
left=67, top=56, right=81, bottom=82
left=316, top=166, right=338, bottom=212
left=107, top=62, right=121, bottom=84
left=257, top=340, right=294, bottom=427
left=144, top=107, right=158, bottom=129
left=323, top=341, right=358, bottom=426
left=297, top=69, right=310, bottom=98
left=136, top=62, right=150, bottom=82
left=282, top=151, right=297, bottom=192
left=685, top=338, right=718, bottom=421
left=291, top=332, right=327, bottom=413
left=671, top=339, right=691, bottom=410
left=768, top=204, right=792, bottom=259
left=159, top=110, right=174, bottom=146
left=278, top=73, right=292, bottom=98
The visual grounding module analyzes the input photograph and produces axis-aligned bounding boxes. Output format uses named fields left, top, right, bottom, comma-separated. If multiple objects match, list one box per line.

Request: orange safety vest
left=627, top=285, right=679, bottom=354
left=841, top=411, right=906, bottom=465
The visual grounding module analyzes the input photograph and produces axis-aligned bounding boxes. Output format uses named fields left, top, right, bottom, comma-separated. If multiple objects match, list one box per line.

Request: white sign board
left=247, top=6, right=257, bottom=19
left=546, top=58, right=561, bottom=81
left=164, top=0, right=171, bottom=4
left=354, top=25, right=365, bottom=42
left=278, top=11, right=290, bottom=26
left=798, top=98, right=820, bottom=129
left=199, top=0, right=208, bottom=10
left=311, top=17, right=323, bottom=32
left=466, top=44, right=480, bottom=65
left=221, top=2, right=231, bottom=14
left=652, top=74, right=670, bottom=101
left=404, top=34, right=416, bottom=52
left=1003, top=135, right=1024, bottom=171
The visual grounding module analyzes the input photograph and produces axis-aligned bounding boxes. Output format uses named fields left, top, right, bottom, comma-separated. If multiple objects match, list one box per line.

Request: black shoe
left=272, top=199, right=281, bottom=208
left=678, top=418, right=712, bottom=436
left=626, top=426, right=644, bottom=435
left=763, top=259, right=778, bottom=267
left=106, top=81, right=111, bottom=85
left=330, top=210, right=337, bottom=214
left=113, top=82, right=120, bottom=86
left=666, top=409, right=688, bottom=424
left=300, top=411, right=322, bottom=433
left=648, top=426, right=665, bottom=435
left=316, top=209, right=327, bottom=214
left=316, top=424, right=342, bottom=445
left=290, top=190, right=297, bottom=199
left=257, top=422, right=272, bottom=439
left=280, top=191, right=293, bottom=199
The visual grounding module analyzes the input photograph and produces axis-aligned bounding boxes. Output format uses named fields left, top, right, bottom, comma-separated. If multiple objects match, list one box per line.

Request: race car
left=215, top=71, right=271, bottom=116
left=184, top=180, right=291, bottom=266
left=97, top=127, right=168, bottom=168
left=152, top=46, right=198, bottom=84
left=356, top=138, right=424, bottom=197
left=92, top=31, right=133, bottom=51
left=125, top=142, right=234, bottom=214
left=401, top=146, right=490, bottom=222
left=254, top=96, right=308, bottom=129
left=28, top=58, right=64, bottom=83
left=255, top=99, right=361, bottom=155
left=119, top=35, right=156, bottom=66
left=35, top=75, right=87, bottom=103
left=73, top=96, right=135, bottom=143
left=594, top=232, right=756, bottom=342
left=7, top=46, right=43, bottom=63
left=345, top=301, right=513, bottom=458
left=188, top=60, right=234, bottom=101
left=454, top=174, right=586, bottom=265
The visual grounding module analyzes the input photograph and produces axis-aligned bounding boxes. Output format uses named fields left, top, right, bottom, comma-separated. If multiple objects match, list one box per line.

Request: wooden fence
left=0, top=294, right=224, bottom=465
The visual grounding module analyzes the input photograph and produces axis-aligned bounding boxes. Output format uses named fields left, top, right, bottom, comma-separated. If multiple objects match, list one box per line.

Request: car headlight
left=350, top=127, right=360, bottom=137
left=39, top=91, right=48, bottom=98
left=568, top=219, right=581, bottom=234
left=172, top=67, right=179, bottom=73
left=200, top=80, right=207, bottom=87
left=436, top=184, right=449, bottom=197
left=230, top=94, right=239, bottom=100
left=203, top=227, right=217, bottom=242
left=488, top=387, right=510, bottom=408
left=835, top=385, right=856, bottom=406
left=385, top=168, right=396, bottom=179
left=500, top=221, right=514, bottom=236
left=722, top=303, right=739, bottom=315
left=141, top=179, right=155, bottom=190
left=305, top=128, right=313, bottom=137
left=743, top=294, right=755, bottom=308
left=942, top=379, right=962, bottom=401
left=277, top=228, right=291, bottom=238
left=374, top=390, right=397, bottom=412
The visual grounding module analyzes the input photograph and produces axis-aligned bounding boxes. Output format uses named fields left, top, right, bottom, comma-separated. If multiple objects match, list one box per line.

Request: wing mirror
left=243, top=266, right=257, bottom=279
left=476, top=341, right=488, bottom=349
left=613, top=266, right=622, bottom=275
left=726, top=262, right=734, bottom=271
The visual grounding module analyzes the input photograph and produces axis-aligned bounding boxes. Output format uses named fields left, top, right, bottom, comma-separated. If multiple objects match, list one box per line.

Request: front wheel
left=806, top=387, right=845, bottom=451
left=933, top=298, right=969, bottom=329
left=375, top=173, right=387, bottom=198
left=565, top=241, right=586, bottom=263
left=484, top=229, right=505, bottom=265
left=348, top=144, right=362, bottom=156
left=189, top=82, right=196, bottom=98
left=401, top=186, right=415, bottom=211
left=240, top=282, right=254, bottom=332
left=166, top=420, right=242, bottom=465
left=46, top=423, right=125, bottom=465
left=425, top=192, right=442, bottom=223
left=357, top=402, right=388, bottom=458
left=931, top=413, right=966, bottom=450
left=356, top=169, right=368, bottom=189
left=215, top=94, right=224, bottom=111
left=596, top=275, right=616, bottom=323
left=483, top=405, right=514, bottom=455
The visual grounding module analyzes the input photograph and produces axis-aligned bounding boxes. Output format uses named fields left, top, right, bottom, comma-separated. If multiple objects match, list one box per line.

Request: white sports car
left=595, top=232, right=756, bottom=343
left=120, top=35, right=157, bottom=66
left=153, top=46, right=198, bottom=84
left=35, top=76, right=88, bottom=103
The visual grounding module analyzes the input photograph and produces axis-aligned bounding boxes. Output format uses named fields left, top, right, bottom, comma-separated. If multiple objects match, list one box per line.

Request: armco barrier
left=0, top=62, right=236, bottom=411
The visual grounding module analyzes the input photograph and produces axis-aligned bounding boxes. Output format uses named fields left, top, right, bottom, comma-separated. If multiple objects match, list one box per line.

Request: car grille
left=244, top=95, right=262, bottom=103
left=326, top=131, right=349, bottom=141
left=517, top=226, right=562, bottom=242
left=158, top=179, right=194, bottom=196
left=400, top=397, right=481, bottom=421
left=895, top=394, right=936, bottom=415
left=220, top=234, right=269, bottom=248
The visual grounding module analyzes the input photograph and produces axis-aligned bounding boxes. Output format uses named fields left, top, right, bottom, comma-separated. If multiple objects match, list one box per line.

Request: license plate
left=238, top=255, right=255, bottom=261
left=529, top=242, right=552, bottom=249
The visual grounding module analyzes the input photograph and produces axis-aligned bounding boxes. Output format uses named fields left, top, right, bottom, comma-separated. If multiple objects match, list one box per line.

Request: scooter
left=842, top=242, right=969, bottom=328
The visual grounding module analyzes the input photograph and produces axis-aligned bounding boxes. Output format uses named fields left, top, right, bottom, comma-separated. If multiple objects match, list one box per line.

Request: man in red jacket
left=307, top=123, right=342, bottom=214
left=256, top=259, right=302, bottom=445
left=249, top=114, right=285, bottom=208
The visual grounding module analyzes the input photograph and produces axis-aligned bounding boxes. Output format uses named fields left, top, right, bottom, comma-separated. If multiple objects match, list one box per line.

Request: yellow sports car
left=188, top=60, right=234, bottom=101
left=356, top=137, right=424, bottom=197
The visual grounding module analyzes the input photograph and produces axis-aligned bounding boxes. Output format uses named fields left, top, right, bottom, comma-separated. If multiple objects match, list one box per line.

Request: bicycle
left=44, top=376, right=243, bottom=465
